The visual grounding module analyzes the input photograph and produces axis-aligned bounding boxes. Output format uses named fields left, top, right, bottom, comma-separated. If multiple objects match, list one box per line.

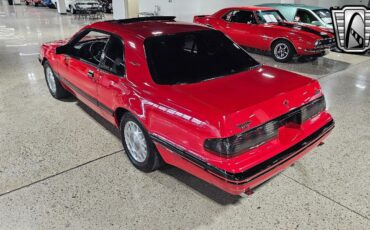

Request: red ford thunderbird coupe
left=194, top=6, right=335, bottom=62
left=39, top=17, right=334, bottom=195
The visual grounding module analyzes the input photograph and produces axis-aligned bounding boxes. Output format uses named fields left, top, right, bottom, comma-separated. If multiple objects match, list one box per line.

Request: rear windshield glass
left=144, top=30, right=259, bottom=85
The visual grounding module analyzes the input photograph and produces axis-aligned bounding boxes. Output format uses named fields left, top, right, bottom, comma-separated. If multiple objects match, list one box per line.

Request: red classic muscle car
left=194, top=6, right=335, bottom=62
left=39, top=17, right=334, bottom=195
left=25, top=0, right=42, bottom=6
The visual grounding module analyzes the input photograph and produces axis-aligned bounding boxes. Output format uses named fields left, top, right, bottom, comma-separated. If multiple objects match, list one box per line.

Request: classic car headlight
left=204, top=121, right=278, bottom=157
left=315, top=40, right=322, bottom=47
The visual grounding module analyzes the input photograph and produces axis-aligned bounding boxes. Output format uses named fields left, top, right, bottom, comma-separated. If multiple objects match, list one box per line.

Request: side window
left=230, top=10, right=256, bottom=24
left=295, top=9, right=318, bottom=24
left=223, top=10, right=236, bottom=22
left=71, top=30, right=110, bottom=65
left=100, top=36, right=125, bottom=76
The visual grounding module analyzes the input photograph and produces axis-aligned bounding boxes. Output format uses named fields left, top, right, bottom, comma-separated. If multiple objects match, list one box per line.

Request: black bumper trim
left=151, top=120, right=334, bottom=185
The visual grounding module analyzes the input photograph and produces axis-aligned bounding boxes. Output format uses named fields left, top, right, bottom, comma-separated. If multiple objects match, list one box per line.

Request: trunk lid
left=168, top=65, right=321, bottom=137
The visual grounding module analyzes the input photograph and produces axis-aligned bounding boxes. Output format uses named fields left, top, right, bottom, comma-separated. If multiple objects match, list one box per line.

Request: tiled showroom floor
left=0, top=2, right=369, bottom=229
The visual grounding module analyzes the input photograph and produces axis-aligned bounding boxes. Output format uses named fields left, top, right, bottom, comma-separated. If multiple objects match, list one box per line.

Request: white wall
left=139, top=0, right=281, bottom=22
left=113, top=0, right=127, bottom=19
left=138, top=0, right=370, bottom=22
left=295, top=0, right=366, bottom=8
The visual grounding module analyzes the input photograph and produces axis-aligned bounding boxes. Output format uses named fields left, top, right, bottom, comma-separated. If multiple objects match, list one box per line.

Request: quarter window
left=100, top=36, right=125, bottom=76
left=224, top=10, right=256, bottom=24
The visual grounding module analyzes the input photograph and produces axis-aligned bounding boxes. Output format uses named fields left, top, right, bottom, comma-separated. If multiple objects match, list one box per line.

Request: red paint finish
left=40, top=19, right=334, bottom=195
left=25, top=0, right=42, bottom=5
left=194, top=6, right=335, bottom=56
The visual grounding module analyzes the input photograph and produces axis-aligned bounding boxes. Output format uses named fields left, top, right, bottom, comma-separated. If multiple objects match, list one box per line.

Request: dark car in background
left=99, top=0, right=112, bottom=13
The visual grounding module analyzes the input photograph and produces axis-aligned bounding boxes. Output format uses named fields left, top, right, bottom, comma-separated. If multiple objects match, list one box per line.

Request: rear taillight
left=204, top=121, right=278, bottom=157
left=300, top=96, right=326, bottom=123
left=204, top=96, right=326, bottom=157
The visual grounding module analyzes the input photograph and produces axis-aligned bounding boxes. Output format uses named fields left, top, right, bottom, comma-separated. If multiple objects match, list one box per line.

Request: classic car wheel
left=272, top=40, right=294, bottom=63
left=43, top=61, right=70, bottom=99
left=120, top=113, right=163, bottom=172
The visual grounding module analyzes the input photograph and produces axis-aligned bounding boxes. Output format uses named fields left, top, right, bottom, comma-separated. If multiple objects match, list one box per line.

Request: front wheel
left=272, top=40, right=295, bottom=63
left=43, top=61, right=70, bottom=99
left=120, top=113, right=164, bottom=172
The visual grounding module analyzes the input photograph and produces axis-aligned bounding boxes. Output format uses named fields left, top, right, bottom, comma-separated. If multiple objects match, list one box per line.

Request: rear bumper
left=152, top=119, right=334, bottom=195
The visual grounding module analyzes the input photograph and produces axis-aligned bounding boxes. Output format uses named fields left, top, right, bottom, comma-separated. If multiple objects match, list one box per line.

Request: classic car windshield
left=144, top=30, right=259, bottom=85
left=313, top=9, right=332, bottom=24
left=257, top=10, right=286, bottom=23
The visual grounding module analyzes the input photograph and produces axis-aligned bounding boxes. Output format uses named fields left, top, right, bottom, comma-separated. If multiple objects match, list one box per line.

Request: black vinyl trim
left=151, top=119, right=334, bottom=185
left=59, top=77, right=114, bottom=115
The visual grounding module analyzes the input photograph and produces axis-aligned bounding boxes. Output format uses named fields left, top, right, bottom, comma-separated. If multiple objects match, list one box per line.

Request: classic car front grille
left=316, top=38, right=336, bottom=48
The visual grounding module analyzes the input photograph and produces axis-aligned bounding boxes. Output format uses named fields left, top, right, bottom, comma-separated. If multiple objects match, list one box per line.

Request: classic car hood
left=167, top=65, right=321, bottom=136
left=264, top=22, right=333, bottom=39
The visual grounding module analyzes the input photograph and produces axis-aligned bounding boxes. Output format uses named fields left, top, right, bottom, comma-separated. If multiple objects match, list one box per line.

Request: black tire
left=25, top=1, right=29, bottom=5
left=34, top=3, right=39, bottom=7
left=120, top=113, right=164, bottom=172
left=271, top=40, right=295, bottom=63
left=43, top=61, right=70, bottom=99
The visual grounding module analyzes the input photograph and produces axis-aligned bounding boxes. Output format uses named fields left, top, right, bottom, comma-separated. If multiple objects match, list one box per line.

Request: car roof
left=224, top=6, right=275, bottom=11
left=258, top=3, right=325, bottom=11
left=90, top=17, right=210, bottom=40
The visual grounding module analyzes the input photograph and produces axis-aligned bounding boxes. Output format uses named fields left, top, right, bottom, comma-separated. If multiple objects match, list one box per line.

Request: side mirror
left=311, top=21, right=321, bottom=26
left=55, top=45, right=70, bottom=55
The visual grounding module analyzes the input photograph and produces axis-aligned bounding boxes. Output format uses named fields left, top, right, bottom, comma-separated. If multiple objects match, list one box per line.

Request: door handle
left=87, top=70, right=94, bottom=79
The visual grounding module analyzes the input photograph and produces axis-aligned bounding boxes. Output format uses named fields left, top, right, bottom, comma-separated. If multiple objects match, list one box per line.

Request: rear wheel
left=43, top=61, right=70, bottom=99
left=272, top=40, right=295, bottom=63
left=120, top=113, right=164, bottom=172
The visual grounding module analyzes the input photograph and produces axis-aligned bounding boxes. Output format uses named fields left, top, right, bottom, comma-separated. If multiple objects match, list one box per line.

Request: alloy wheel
left=46, top=66, right=57, bottom=94
left=274, top=43, right=289, bottom=60
left=124, top=121, right=148, bottom=163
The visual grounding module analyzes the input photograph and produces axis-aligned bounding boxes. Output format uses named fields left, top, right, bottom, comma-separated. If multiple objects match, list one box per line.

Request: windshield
left=313, top=9, right=332, bottom=24
left=144, top=30, right=259, bottom=85
left=256, top=10, right=286, bottom=23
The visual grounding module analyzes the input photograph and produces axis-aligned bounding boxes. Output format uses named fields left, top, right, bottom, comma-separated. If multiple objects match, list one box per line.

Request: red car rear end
left=39, top=18, right=334, bottom=195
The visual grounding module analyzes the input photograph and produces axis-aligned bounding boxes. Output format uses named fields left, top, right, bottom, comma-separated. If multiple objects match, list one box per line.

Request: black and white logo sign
left=331, top=6, right=370, bottom=53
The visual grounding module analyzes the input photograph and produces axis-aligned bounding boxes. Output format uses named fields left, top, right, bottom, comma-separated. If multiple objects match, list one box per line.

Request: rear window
left=144, top=30, right=259, bottom=85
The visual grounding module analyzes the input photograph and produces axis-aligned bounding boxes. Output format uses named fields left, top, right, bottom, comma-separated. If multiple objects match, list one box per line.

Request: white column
left=56, top=0, right=67, bottom=14
left=113, top=0, right=127, bottom=20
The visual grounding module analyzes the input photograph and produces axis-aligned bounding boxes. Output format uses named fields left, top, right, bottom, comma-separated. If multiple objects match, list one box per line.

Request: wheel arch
left=41, top=57, right=48, bottom=65
left=114, top=107, right=130, bottom=127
